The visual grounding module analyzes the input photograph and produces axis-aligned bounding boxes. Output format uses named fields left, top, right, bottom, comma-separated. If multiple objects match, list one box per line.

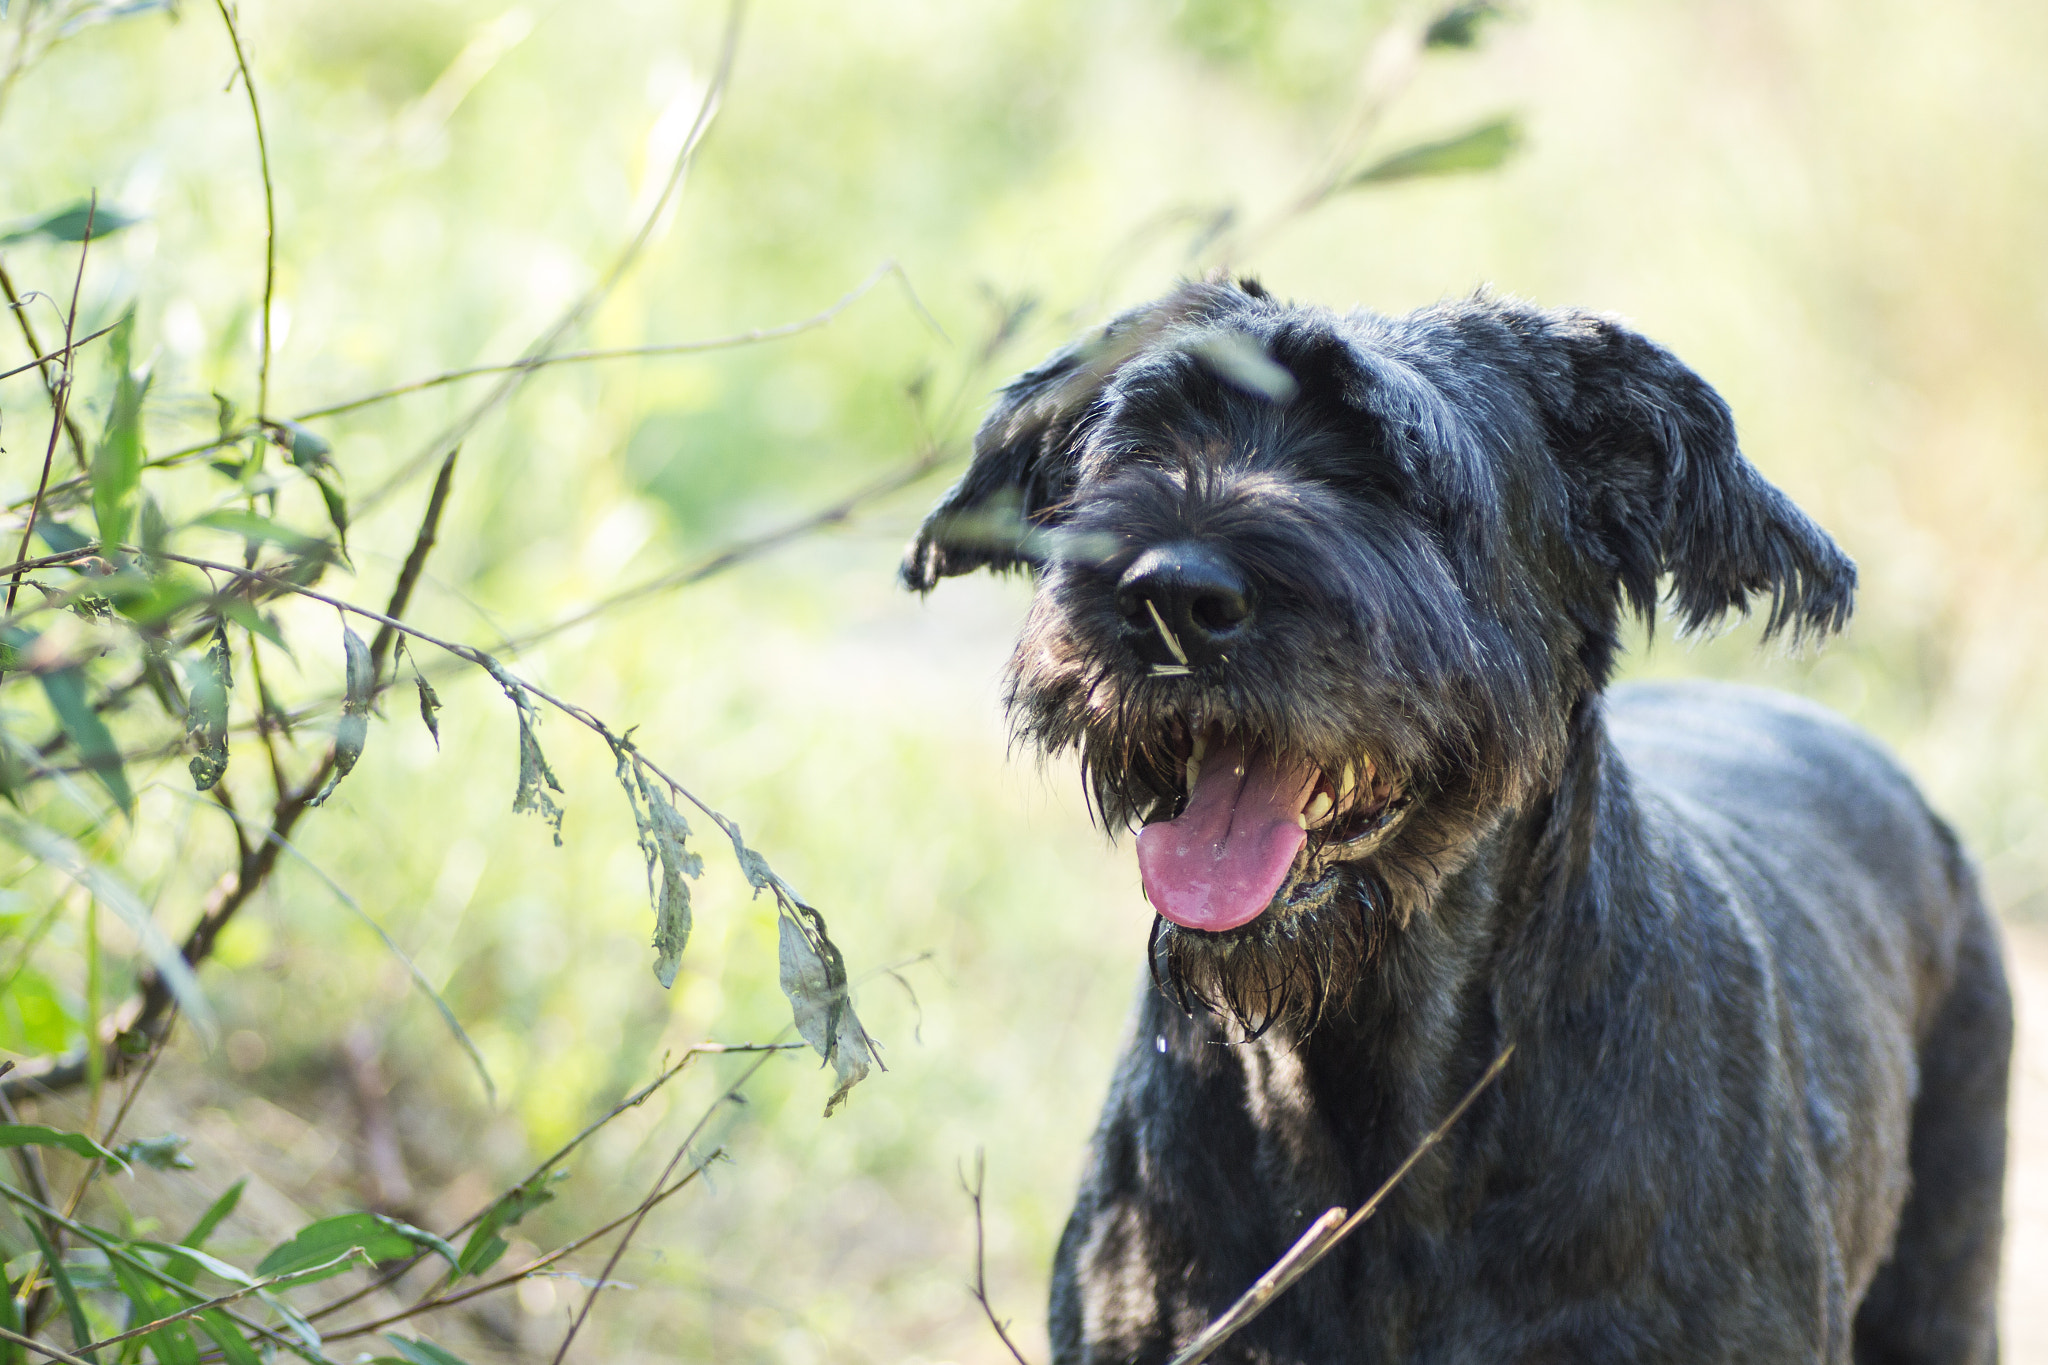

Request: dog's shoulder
left=1609, top=678, right=1900, bottom=790
left=1606, top=678, right=1967, bottom=932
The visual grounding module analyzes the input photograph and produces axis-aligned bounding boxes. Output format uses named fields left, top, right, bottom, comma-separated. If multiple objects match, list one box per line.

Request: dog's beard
left=1150, top=865, right=1390, bottom=1039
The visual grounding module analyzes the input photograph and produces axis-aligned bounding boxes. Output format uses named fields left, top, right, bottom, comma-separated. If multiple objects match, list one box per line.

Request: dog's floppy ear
left=899, top=342, right=1106, bottom=590
left=901, top=279, right=1267, bottom=591
left=1553, top=314, right=1855, bottom=641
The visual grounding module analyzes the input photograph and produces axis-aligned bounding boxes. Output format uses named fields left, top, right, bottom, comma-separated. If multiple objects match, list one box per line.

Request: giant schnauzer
left=903, top=280, right=2010, bottom=1364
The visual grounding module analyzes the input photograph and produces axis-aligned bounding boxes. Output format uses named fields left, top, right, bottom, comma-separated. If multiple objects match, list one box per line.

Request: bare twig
left=212, top=0, right=277, bottom=422
left=551, top=1043, right=783, bottom=1363
left=367, top=445, right=460, bottom=681
left=293, top=260, right=909, bottom=423
left=357, top=0, right=749, bottom=517
left=62, top=1004, right=179, bottom=1219
left=321, top=1148, right=723, bottom=1342
left=0, top=262, right=92, bottom=467
left=502, top=437, right=955, bottom=655
left=304, top=1041, right=800, bottom=1326
left=0, top=1182, right=318, bottom=1361
left=962, top=1150, right=1032, bottom=1365
left=1163, top=1043, right=1515, bottom=1365
left=6, top=194, right=92, bottom=618
left=75, top=1249, right=363, bottom=1355
left=0, top=318, right=121, bottom=383
left=0, top=1322, right=89, bottom=1365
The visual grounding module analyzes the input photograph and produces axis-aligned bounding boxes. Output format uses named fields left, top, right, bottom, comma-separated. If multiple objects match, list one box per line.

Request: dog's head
left=905, top=279, right=1854, bottom=1032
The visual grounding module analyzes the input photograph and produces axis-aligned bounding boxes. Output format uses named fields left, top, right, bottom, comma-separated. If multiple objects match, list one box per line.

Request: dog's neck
left=1232, top=691, right=1653, bottom=1163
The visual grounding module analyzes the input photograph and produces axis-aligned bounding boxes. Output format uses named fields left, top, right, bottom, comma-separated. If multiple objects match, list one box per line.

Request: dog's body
left=904, top=281, right=2010, bottom=1363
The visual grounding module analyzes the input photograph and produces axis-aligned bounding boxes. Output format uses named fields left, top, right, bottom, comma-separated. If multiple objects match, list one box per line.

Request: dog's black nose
left=1116, top=541, right=1253, bottom=668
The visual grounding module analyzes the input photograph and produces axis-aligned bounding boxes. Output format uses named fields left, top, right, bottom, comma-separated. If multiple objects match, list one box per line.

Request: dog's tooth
left=1305, top=792, right=1334, bottom=826
left=1296, top=811, right=1309, bottom=829
left=1338, top=764, right=1357, bottom=804
left=1185, top=756, right=1202, bottom=792
left=1190, top=730, right=1208, bottom=764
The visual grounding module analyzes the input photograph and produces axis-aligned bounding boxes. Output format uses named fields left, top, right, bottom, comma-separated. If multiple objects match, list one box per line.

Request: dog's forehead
left=1073, top=306, right=1522, bottom=495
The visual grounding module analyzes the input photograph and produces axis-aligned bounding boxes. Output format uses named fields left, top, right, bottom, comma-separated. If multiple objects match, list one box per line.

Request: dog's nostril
left=1117, top=541, right=1254, bottom=666
left=1189, top=588, right=1250, bottom=634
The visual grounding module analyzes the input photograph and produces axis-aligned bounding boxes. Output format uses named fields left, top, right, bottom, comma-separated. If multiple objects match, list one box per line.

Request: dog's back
left=1611, top=679, right=2011, bottom=1364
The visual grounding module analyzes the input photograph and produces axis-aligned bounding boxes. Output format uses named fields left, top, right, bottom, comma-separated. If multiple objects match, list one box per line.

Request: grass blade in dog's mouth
left=1136, top=736, right=1318, bottom=931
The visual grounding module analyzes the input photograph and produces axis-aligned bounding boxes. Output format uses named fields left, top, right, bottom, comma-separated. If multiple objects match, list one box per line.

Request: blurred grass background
left=2, top=0, right=2043, bottom=1360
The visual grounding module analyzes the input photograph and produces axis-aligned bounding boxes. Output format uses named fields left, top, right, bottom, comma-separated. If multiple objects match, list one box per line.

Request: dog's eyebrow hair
left=1144, top=599, right=1191, bottom=665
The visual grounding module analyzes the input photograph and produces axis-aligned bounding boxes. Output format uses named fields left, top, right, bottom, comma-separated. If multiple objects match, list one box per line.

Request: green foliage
left=0, top=199, right=144, bottom=245
left=1348, top=116, right=1524, bottom=187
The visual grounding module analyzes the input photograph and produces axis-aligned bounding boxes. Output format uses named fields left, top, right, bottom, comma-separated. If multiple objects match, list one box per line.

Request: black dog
left=903, top=280, right=2011, bottom=1363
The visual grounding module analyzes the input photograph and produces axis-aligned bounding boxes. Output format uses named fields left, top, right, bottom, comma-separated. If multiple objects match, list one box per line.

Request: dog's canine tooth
left=1190, top=729, right=1208, bottom=765
left=1185, top=755, right=1203, bottom=792
left=1305, top=792, right=1334, bottom=826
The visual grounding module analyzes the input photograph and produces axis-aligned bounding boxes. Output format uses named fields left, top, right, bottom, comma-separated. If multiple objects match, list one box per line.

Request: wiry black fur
left=904, top=280, right=2009, bottom=1363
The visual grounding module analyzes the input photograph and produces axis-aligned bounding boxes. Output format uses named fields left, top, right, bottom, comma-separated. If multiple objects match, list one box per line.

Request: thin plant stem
left=73, top=1249, right=360, bottom=1356
left=0, top=319, right=120, bottom=384
left=0, top=1182, right=319, bottom=1361
left=963, top=1151, right=1032, bottom=1365
left=357, top=0, right=748, bottom=517
left=550, top=1045, right=783, bottom=1363
left=303, top=1042, right=799, bottom=1325
left=0, top=1322, right=88, bottom=1365
left=0, top=263, right=93, bottom=468
left=6, top=194, right=92, bottom=618
left=1163, top=1043, right=1515, bottom=1365
left=212, top=0, right=277, bottom=422
left=294, top=260, right=906, bottom=423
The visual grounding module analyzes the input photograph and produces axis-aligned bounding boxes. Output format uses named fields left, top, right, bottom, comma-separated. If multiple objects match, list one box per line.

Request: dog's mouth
left=1135, top=723, right=1405, bottom=933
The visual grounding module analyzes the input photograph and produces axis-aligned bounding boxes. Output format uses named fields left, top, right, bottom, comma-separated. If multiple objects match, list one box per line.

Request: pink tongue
left=1137, top=738, right=1318, bottom=932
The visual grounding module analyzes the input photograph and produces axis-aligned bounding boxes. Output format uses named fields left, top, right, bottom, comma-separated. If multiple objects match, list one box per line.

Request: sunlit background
left=2, top=0, right=2043, bottom=1360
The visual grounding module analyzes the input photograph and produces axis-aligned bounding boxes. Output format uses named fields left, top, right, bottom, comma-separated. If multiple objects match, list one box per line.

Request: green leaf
left=1347, top=115, right=1523, bottom=186
left=0, top=813, right=212, bottom=1033
left=218, top=598, right=289, bottom=654
left=413, top=668, right=441, bottom=748
left=379, top=1336, right=473, bottom=1365
left=308, top=626, right=374, bottom=807
left=192, top=509, right=328, bottom=558
left=1423, top=1, right=1507, bottom=49
left=273, top=420, right=332, bottom=470
left=0, top=200, right=145, bottom=245
left=311, top=470, right=350, bottom=555
left=185, top=622, right=232, bottom=791
left=629, top=765, right=702, bottom=989
left=34, top=519, right=91, bottom=555
left=454, top=1172, right=562, bottom=1279
left=113, top=1133, right=196, bottom=1170
left=106, top=569, right=208, bottom=626
left=195, top=1309, right=264, bottom=1365
left=777, top=909, right=875, bottom=1116
left=27, top=1221, right=99, bottom=1364
left=254, top=1213, right=407, bottom=1279
left=181, top=1178, right=247, bottom=1249
left=0, top=1267, right=26, bottom=1365
left=35, top=664, right=132, bottom=811
left=109, top=1259, right=200, bottom=1365
left=0, top=1122, right=124, bottom=1165
left=490, top=670, right=563, bottom=844
left=89, top=308, right=149, bottom=556
left=367, top=1215, right=459, bottom=1272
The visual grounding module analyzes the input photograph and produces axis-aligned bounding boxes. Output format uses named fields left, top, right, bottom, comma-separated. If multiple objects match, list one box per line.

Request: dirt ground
left=2005, top=921, right=2047, bottom=1361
